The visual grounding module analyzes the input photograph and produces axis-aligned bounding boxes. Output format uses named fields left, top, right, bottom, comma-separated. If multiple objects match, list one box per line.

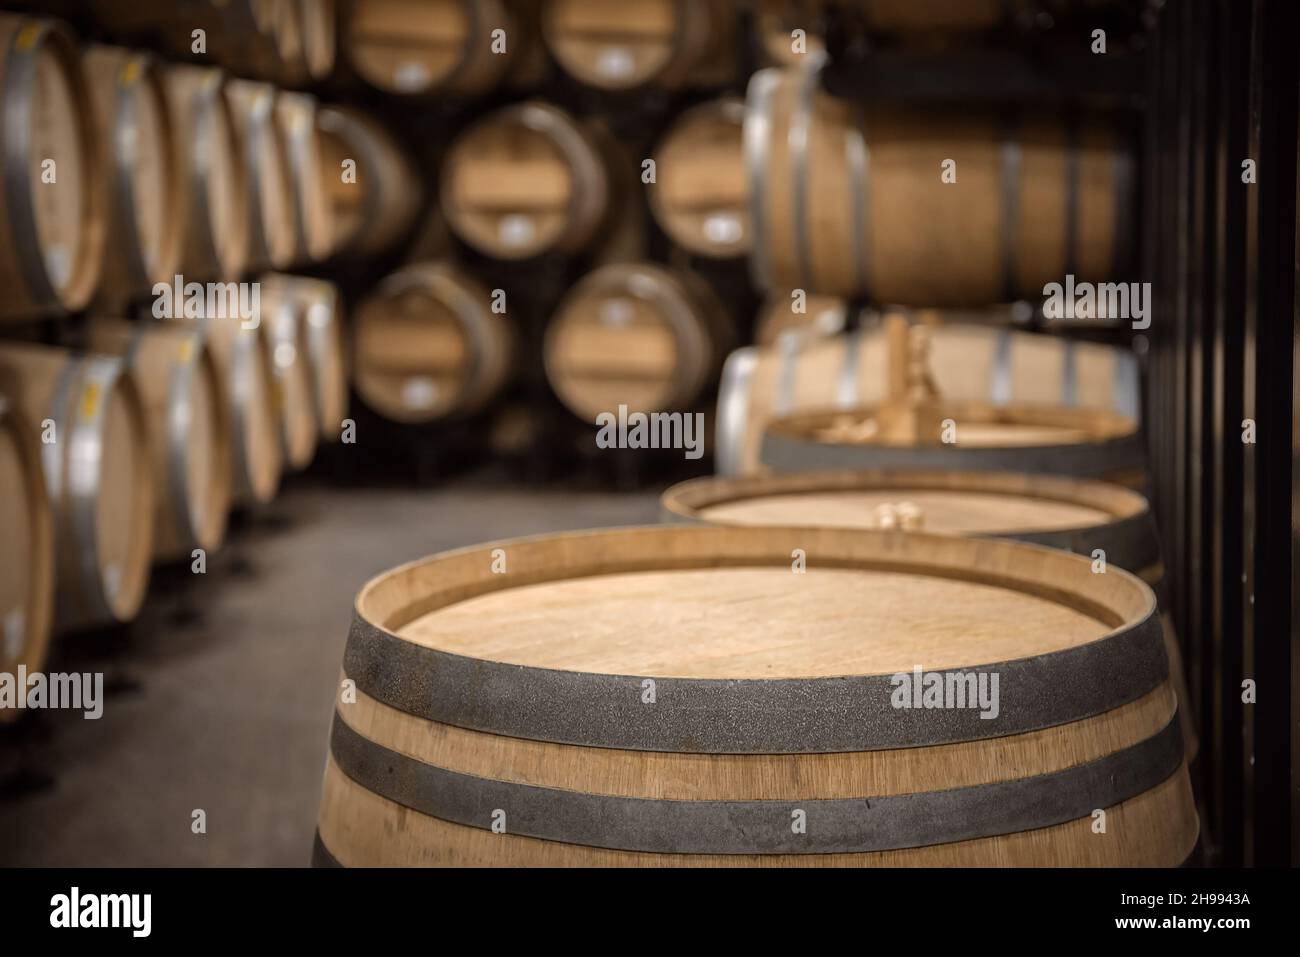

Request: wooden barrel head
left=543, top=0, right=683, bottom=89
left=346, top=0, right=473, bottom=94
left=650, top=97, right=749, bottom=257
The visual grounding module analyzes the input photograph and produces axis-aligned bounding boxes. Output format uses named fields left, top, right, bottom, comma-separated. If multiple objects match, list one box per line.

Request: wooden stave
left=316, top=104, right=420, bottom=258
left=260, top=273, right=349, bottom=441
left=275, top=91, right=335, bottom=265
left=648, top=96, right=750, bottom=258
left=0, top=15, right=107, bottom=321
left=262, top=282, right=321, bottom=470
left=82, top=45, right=184, bottom=307
left=226, top=80, right=297, bottom=273
left=714, top=324, right=1142, bottom=477
left=0, top=386, right=55, bottom=710
left=542, top=262, right=732, bottom=423
left=352, top=261, right=515, bottom=425
left=0, top=344, right=154, bottom=632
left=744, top=64, right=1135, bottom=305
left=163, top=65, right=252, bottom=282
left=318, top=524, right=1195, bottom=865
left=439, top=101, right=610, bottom=261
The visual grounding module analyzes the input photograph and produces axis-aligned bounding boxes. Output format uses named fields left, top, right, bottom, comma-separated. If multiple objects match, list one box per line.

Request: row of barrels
left=0, top=274, right=346, bottom=712
left=0, top=11, right=417, bottom=321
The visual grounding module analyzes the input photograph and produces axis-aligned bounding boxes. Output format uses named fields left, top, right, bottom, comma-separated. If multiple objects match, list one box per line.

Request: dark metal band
left=328, top=712, right=1183, bottom=856
left=760, top=429, right=1147, bottom=482
left=311, top=831, right=342, bottom=868
left=343, top=608, right=1167, bottom=754
left=2, top=20, right=55, bottom=307
left=999, top=119, right=1022, bottom=303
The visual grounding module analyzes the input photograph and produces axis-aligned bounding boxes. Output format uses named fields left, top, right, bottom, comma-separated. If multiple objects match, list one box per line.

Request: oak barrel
left=541, top=0, right=731, bottom=91
left=0, top=343, right=153, bottom=632
left=315, top=524, right=1197, bottom=866
left=85, top=319, right=232, bottom=562
left=440, top=102, right=609, bottom=261
left=0, top=387, right=54, bottom=712
left=316, top=105, right=420, bottom=258
left=275, top=92, right=335, bottom=264
left=262, top=283, right=320, bottom=470
left=543, top=263, right=732, bottom=423
left=745, top=63, right=1135, bottom=304
left=716, top=324, right=1140, bottom=475
left=227, top=80, right=296, bottom=273
left=0, top=15, right=105, bottom=320
left=661, top=468, right=1198, bottom=761
left=648, top=97, right=749, bottom=258
left=82, top=46, right=182, bottom=306
left=260, top=273, right=349, bottom=441
left=344, top=0, right=518, bottom=96
left=163, top=65, right=251, bottom=281
left=352, top=262, right=514, bottom=425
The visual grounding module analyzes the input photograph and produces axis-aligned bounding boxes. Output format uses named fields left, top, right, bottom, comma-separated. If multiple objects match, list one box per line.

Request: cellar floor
left=0, top=469, right=662, bottom=866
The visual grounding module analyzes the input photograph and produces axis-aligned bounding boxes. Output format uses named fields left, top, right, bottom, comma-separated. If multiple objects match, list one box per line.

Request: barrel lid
left=344, top=525, right=1163, bottom=753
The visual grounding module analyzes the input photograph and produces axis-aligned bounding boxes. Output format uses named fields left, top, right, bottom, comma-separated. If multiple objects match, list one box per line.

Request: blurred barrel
left=756, top=0, right=826, bottom=66
left=164, top=65, right=251, bottom=281
left=295, top=0, right=338, bottom=83
left=85, top=319, right=232, bottom=562
left=0, top=387, right=54, bottom=707
left=262, top=284, right=320, bottom=469
left=83, top=46, right=183, bottom=306
left=544, top=263, right=732, bottom=423
left=716, top=323, right=1140, bottom=475
left=275, top=92, right=335, bottom=265
left=753, top=293, right=848, bottom=345
left=0, top=15, right=105, bottom=320
left=0, top=343, right=153, bottom=632
left=541, top=0, right=731, bottom=90
left=352, top=262, right=514, bottom=424
left=344, top=0, right=518, bottom=96
left=315, top=525, right=1196, bottom=866
left=227, top=80, right=296, bottom=273
left=261, top=274, right=349, bottom=441
left=649, top=97, right=749, bottom=258
left=440, top=102, right=609, bottom=260
left=317, top=105, right=420, bottom=257
left=746, top=64, right=1134, bottom=304
left=184, top=317, right=284, bottom=506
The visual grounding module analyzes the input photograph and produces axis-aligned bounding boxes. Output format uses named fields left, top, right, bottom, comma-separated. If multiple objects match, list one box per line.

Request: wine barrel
left=83, top=46, right=183, bottom=306
left=227, top=80, right=296, bottom=273
left=0, top=15, right=106, bottom=321
left=262, top=284, right=320, bottom=470
left=314, top=524, right=1197, bottom=866
left=316, top=105, right=420, bottom=258
left=544, top=263, right=732, bottom=423
left=295, top=0, right=338, bottom=83
left=163, top=65, right=251, bottom=281
left=716, top=324, right=1140, bottom=475
left=661, top=468, right=1198, bottom=761
left=648, top=97, right=749, bottom=258
left=541, top=0, right=731, bottom=90
left=762, top=402, right=1144, bottom=482
left=85, top=319, right=232, bottom=562
left=0, top=388, right=54, bottom=712
left=344, top=0, right=518, bottom=96
left=440, top=102, right=609, bottom=261
left=746, top=63, right=1135, bottom=304
left=275, top=92, right=335, bottom=265
left=0, top=343, right=152, bottom=632
left=352, top=262, right=514, bottom=424
left=180, top=317, right=283, bottom=506
left=260, top=273, right=349, bottom=441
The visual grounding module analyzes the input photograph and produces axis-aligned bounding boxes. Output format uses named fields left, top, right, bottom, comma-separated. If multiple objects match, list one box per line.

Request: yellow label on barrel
left=178, top=339, right=195, bottom=363
left=120, top=58, right=143, bottom=86
left=80, top=382, right=101, bottom=421
left=15, top=24, right=41, bottom=52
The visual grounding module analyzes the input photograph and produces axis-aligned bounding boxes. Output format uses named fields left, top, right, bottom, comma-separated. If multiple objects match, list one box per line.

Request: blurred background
left=0, top=0, right=1294, bottom=867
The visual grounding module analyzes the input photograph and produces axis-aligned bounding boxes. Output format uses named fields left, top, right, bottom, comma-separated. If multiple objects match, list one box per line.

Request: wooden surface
left=264, top=286, right=320, bottom=470
left=261, top=273, right=349, bottom=441
left=228, top=79, right=296, bottom=272
left=275, top=91, right=334, bottom=264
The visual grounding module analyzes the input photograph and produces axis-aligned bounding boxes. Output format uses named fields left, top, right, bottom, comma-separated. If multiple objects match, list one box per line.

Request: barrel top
left=662, top=468, right=1150, bottom=537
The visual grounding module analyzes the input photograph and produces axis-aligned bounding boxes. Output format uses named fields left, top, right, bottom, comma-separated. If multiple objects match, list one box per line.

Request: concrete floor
left=0, top=472, right=662, bottom=866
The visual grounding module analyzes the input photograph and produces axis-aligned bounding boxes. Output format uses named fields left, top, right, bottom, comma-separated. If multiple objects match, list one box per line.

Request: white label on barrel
left=103, top=563, right=121, bottom=601
left=3, top=608, right=23, bottom=662
left=45, top=244, right=70, bottom=289
left=274, top=341, right=297, bottom=370
left=498, top=215, right=535, bottom=248
left=401, top=377, right=438, bottom=410
left=703, top=214, right=743, bottom=245
left=599, top=299, right=634, bottom=328
left=597, top=47, right=634, bottom=78
left=308, top=302, right=330, bottom=330
left=394, top=61, right=431, bottom=91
